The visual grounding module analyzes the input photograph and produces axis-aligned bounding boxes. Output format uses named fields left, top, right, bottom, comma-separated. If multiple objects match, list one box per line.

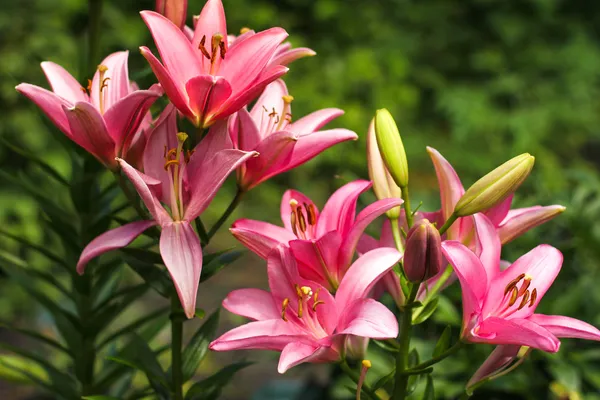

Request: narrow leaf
left=412, top=298, right=439, bottom=325
left=422, top=375, right=435, bottom=400
left=201, top=249, right=244, bottom=282
left=185, top=362, right=254, bottom=400
left=433, top=326, right=452, bottom=358
left=181, top=309, right=220, bottom=382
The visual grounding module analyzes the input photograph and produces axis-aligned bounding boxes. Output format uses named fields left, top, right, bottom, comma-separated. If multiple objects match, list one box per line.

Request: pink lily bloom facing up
left=428, top=146, right=565, bottom=244
left=16, top=51, right=162, bottom=170
left=231, top=180, right=402, bottom=291
left=229, top=79, right=358, bottom=191
left=140, top=0, right=289, bottom=128
left=209, top=245, right=401, bottom=373
left=442, top=216, right=600, bottom=387
left=76, top=106, right=256, bottom=318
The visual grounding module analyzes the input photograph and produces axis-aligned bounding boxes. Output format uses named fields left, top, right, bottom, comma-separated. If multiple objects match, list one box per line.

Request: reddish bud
left=403, top=219, right=442, bottom=282
left=156, top=0, right=188, bottom=29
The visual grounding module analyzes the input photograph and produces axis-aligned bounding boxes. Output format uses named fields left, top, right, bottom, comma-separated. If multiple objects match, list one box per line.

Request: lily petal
left=278, top=342, right=331, bottom=374
left=77, top=220, right=157, bottom=274
left=337, top=298, right=398, bottom=339
left=209, top=319, right=304, bottom=352
left=229, top=108, right=261, bottom=151
left=267, top=47, right=316, bottom=69
left=474, top=316, right=560, bottom=352
left=40, top=61, right=88, bottom=103
left=528, top=314, right=600, bottom=341
left=230, top=219, right=295, bottom=259
left=222, top=288, right=279, bottom=321
left=335, top=248, right=402, bottom=313
left=16, top=83, right=72, bottom=136
left=289, top=232, right=342, bottom=289
left=280, top=189, right=320, bottom=232
left=498, top=205, right=566, bottom=244
left=160, top=221, right=202, bottom=318
left=191, top=0, right=227, bottom=67
left=185, top=75, right=232, bottom=126
left=317, top=180, right=371, bottom=237
left=249, top=79, right=289, bottom=135
left=484, top=194, right=513, bottom=226
left=473, top=213, right=501, bottom=281
left=290, top=108, right=344, bottom=135
left=91, top=51, right=131, bottom=110
left=467, top=345, right=521, bottom=389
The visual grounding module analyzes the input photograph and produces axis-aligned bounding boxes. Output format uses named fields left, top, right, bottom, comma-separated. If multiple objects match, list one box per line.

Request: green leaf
left=98, top=306, right=169, bottom=350
left=83, top=396, right=122, bottom=400
left=0, top=229, right=70, bottom=271
left=0, top=322, right=70, bottom=355
left=412, top=297, right=439, bottom=325
left=121, top=247, right=164, bottom=265
left=181, top=309, right=221, bottom=382
left=422, top=375, right=435, bottom=400
left=1, top=138, right=69, bottom=186
left=407, top=348, right=421, bottom=395
left=433, top=326, right=452, bottom=358
left=201, top=249, right=244, bottom=282
left=122, top=253, right=173, bottom=297
left=185, top=362, right=254, bottom=400
left=0, top=354, right=48, bottom=384
left=372, top=369, right=395, bottom=391
left=371, top=339, right=400, bottom=353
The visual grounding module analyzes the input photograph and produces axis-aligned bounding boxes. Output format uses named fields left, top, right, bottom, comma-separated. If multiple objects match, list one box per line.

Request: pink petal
left=220, top=28, right=288, bottom=94
left=40, top=61, right=88, bottom=103
left=185, top=75, right=232, bottom=126
left=356, top=234, right=378, bottom=255
left=316, top=180, right=372, bottom=237
left=188, top=119, right=233, bottom=168
left=117, top=158, right=172, bottom=225
left=484, top=194, right=513, bottom=226
left=229, top=108, right=261, bottom=151
left=62, top=102, right=116, bottom=167
left=213, top=65, right=288, bottom=122
left=104, top=85, right=163, bottom=154
left=16, top=83, right=72, bottom=137
left=159, top=221, right=202, bottom=318
left=230, top=219, right=295, bottom=259
left=267, top=47, right=316, bottom=69
left=426, top=147, right=465, bottom=240
left=473, top=213, right=501, bottom=281
left=191, top=0, right=227, bottom=68
left=209, top=319, right=304, bottom=352
left=498, top=205, right=566, bottom=244
left=280, top=189, right=320, bottom=232
left=337, top=298, right=398, bottom=339
left=467, top=345, right=521, bottom=389
left=278, top=342, right=330, bottom=374
left=335, top=248, right=402, bottom=313
left=77, top=220, right=157, bottom=274
left=238, top=130, right=298, bottom=190
left=289, top=232, right=342, bottom=290
left=183, top=148, right=256, bottom=220
left=249, top=79, right=289, bottom=135
left=156, top=0, right=188, bottom=29
left=338, top=198, right=403, bottom=274
left=290, top=109, right=344, bottom=134
left=222, top=288, right=279, bottom=321
left=441, top=241, right=486, bottom=324
left=474, top=317, right=560, bottom=352
left=140, top=46, right=194, bottom=119
left=91, top=51, right=131, bottom=110
left=140, top=11, right=203, bottom=89
left=528, top=314, right=600, bottom=341
left=482, top=245, right=563, bottom=319
left=267, top=246, right=302, bottom=306
left=285, top=128, right=358, bottom=174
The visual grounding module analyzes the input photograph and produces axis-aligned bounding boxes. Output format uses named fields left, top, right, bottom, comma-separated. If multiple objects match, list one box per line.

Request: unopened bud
left=403, top=219, right=442, bottom=282
left=367, top=119, right=402, bottom=219
left=374, top=109, right=409, bottom=188
left=156, top=0, right=188, bottom=29
left=454, top=154, right=535, bottom=217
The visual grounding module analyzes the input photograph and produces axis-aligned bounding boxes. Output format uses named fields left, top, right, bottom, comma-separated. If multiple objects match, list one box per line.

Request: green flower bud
left=403, top=219, right=443, bottom=283
left=454, top=154, right=535, bottom=217
left=374, top=109, right=409, bottom=188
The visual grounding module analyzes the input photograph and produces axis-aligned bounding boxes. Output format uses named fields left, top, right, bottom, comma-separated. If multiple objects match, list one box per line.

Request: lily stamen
left=281, top=298, right=290, bottom=322
left=97, top=65, right=109, bottom=114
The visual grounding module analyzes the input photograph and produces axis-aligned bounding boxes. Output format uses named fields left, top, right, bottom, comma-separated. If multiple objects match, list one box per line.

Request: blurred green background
left=3, top=0, right=600, bottom=399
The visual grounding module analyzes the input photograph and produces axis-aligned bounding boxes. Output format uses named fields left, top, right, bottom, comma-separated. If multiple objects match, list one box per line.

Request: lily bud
left=403, top=219, right=442, bottom=282
left=374, top=109, right=409, bottom=188
left=367, top=119, right=402, bottom=219
left=156, top=0, right=188, bottom=29
left=454, top=154, right=535, bottom=217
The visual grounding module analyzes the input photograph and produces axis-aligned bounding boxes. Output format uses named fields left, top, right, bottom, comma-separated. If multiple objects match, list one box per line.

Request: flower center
left=261, top=95, right=294, bottom=135
left=162, top=132, right=190, bottom=220
left=198, top=33, right=226, bottom=75
left=289, top=198, right=317, bottom=239
left=496, top=273, right=538, bottom=318
left=80, top=64, right=110, bottom=114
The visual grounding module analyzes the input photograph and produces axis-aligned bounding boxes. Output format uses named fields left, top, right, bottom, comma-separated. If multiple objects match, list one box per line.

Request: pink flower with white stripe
left=209, top=245, right=400, bottom=373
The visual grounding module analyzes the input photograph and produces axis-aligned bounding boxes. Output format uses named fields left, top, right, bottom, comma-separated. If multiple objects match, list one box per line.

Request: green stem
left=339, top=360, right=381, bottom=400
left=400, top=186, right=413, bottom=228
left=438, top=213, right=458, bottom=236
left=404, top=341, right=463, bottom=374
left=87, top=0, right=103, bottom=75
left=412, top=264, right=452, bottom=321
left=170, top=297, right=184, bottom=400
left=207, top=189, right=245, bottom=241
left=390, top=218, right=404, bottom=253
left=74, top=271, right=95, bottom=395
left=195, top=218, right=209, bottom=245
left=393, top=284, right=419, bottom=400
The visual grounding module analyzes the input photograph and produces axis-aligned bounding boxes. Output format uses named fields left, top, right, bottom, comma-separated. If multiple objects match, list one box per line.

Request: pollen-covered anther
left=507, top=286, right=519, bottom=307
left=529, top=288, right=537, bottom=307
left=312, top=288, right=324, bottom=311
left=518, top=290, right=530, bottom=310
left=305, top=203, right=316, bottom=225
left=281, top=298, right=290, bottom=322
left=240, top=27, right=251, bottom=34
left=198, top=35, right=211, bottom=59
left=504, top=273, right=526, bottom=296
left=164, top=159, right=180, bottom=171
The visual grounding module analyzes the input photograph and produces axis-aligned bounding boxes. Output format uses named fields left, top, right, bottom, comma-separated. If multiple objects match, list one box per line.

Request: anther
left=507, top=287, right=519, bottom=307
left=166, top=148, right=178, bottom=160
left=219, top=41, right=227, bottom=59
left=198, top=35, right=211, bottom=59
left=518, top=290, right=530, bottom=310
left=164, top=159, right=180, bottom=170
left=306, top=203, right=317, bottom=225
left=529, top=288, right=537, bottom=307
left=290, top=211, right=298, bottom=237
left=297, top=210, right=307, bottom=233
left=281, top=298, right=289, bottom=321
left=504, top=273, right=526, bottom=296
left=300, top=286, right=313, bottom=298
left=517, top=278, right=531, bottom=297
left=240, top=27, right=251, bottom=34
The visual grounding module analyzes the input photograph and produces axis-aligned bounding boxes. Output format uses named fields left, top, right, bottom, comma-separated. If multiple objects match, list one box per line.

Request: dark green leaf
left=185, top=362, right=254, bottom=400
left=422, top=375, right=435, bottom=400
left=98, top=306, right=169, bottom=350
left=372, top=369, right=395, bottom=391
left=433, top=326, right=452, bottom=358
left=121, top=247, right=163, bottom=265
left=0, top=138, right=69, bottom=186
left=83, top=396, right=122, bottom=400
left=412, top=298, right=439, bottom=325
left=371, top=339, right=400, bottom=353
left=201, top=249, right=244, bottom=282
left=123, top=254, right=172, bottom=297
left=0, top=229, right=70, bottom=271
left=181, top=309, right=220, bottom=382
left=0, top=322, right=70, bottom=355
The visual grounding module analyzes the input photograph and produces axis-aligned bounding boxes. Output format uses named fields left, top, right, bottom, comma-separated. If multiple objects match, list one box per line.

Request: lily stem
left=403, top=341, right=464, bottom=374
left=390, top=218, right=404, bottom=253
left=170, top=296, right=184, bottom=400
left=438, top=213, right=458, bottom=236
left=400, top=185, right=413, bottom=228
left=87, top=0, right=103, bottom=75
left=339, top=359, right=381, bottom=400
left=207, top=189, right=245, bottom=241
left=412, top=264, right=453, bottom=321
left=393, top=283, right=419, bottom=400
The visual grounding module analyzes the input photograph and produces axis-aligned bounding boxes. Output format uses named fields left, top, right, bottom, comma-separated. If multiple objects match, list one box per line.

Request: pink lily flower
left=229, top=79, right=358, bottom=190
left=209, top=245, right=401, bottom=373
left=442, top=217, right=600, bottom=354
left=140, top=0, right=289, bottom=128
left=76, top=106, right=256, bottom=318
left=231, top=180, right=402, bottom=290
left=15, top=51, right=162, bottom=169
left=427, top=146, right=564, bottom=244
